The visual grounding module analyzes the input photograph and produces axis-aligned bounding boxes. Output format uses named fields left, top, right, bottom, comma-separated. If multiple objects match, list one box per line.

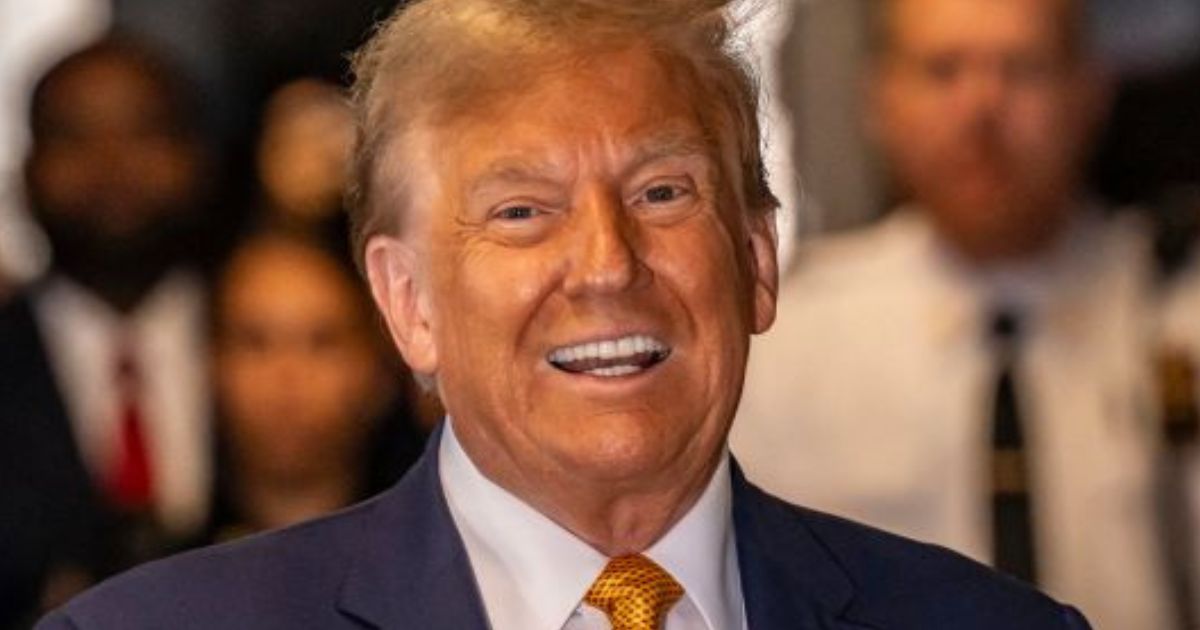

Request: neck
left=940, top=215, right=1072, bottom=270
left=470, top=443, right=719, bottom=557
left=231, top=465, right=359, bottom=531
left=56, top=264, right=169, bottom=315
left=925, top=194, right=1079, bottom=269
left=558, top=471, right=713, bottom=556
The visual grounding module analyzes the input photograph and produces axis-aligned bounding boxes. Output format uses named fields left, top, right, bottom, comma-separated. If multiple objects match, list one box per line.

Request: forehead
left=456, top=46, right=700, bottom=143
left=223, top=242, right=352, bottom=303
left=887, top=0, right=1067, bottom=55
left=419, top=45, right=715, bottom=179
left=36, top=55, right=178, bottom=139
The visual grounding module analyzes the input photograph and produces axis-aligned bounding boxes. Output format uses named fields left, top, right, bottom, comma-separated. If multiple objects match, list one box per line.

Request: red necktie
left=107, top=343, right=154, bottom=513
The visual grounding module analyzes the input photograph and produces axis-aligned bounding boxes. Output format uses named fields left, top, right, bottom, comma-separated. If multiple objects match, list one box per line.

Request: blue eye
left=645, top=185, right=681, bottom=203
left=496, top=205, right=538, bottom=220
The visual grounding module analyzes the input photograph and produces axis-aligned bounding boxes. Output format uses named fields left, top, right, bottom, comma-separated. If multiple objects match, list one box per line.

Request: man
left=733, top=0, right=1177, bottom=627
left=1, top=37, right=214, bottom=627
left=38, top=1, right=1088, bottom=628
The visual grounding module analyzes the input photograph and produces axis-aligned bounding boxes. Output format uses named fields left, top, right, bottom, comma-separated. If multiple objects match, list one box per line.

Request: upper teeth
left=547, top=334, right=668, bottom=365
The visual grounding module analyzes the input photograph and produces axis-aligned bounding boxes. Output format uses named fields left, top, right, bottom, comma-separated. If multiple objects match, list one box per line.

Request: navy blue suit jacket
left=1, top=292, right=125, bottom=629
left=37, top=427, right=1090, bottom=629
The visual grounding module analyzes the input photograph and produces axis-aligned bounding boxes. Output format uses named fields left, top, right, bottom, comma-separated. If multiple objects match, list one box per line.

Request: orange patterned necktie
left=584, top=554, right=684, bottom=630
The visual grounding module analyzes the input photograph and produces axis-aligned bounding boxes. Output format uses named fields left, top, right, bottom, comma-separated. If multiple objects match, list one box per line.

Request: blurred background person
left=204, top=232, right=426, bottom=543
left=244, top=77, right=445, bottom=429
left=253, top=78, right=354, bottom=236
left=0, top=35, right=216, bottom=627
left=733, top=0, right=1189, bottom=627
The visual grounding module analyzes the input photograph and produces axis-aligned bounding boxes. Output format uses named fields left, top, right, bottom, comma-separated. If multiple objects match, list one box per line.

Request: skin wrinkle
left=349, top=3, right=773, bottom=270
left=361, top=6, right=778, bottom=557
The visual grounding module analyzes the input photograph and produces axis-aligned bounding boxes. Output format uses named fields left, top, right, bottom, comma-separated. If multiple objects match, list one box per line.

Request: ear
left=364, top=235, right=439, bottom=377
left=746, top=209, right=779, bottom=334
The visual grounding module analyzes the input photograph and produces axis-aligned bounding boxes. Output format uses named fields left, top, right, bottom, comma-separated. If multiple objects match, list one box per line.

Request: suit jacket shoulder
left=732, top=466, right=1091, bottom=630
left=37, top=430, right=490, bottom=630
left=40, top=499, right=373, bottom=629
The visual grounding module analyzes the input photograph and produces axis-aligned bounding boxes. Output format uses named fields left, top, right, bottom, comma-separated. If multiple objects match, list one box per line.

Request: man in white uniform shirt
left=38, top=1, right=1090, bottom=628
left=733, top=0, right=1183, bottom=627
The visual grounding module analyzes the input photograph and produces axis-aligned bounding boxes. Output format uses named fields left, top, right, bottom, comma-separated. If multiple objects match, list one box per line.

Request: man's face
left=369, top=46, right=777, bottom=503
left=28, top=54, right=200, bottom=244
left=26, top=51, right=203, bottom=309
left=873, top=0, right=1101, bottom=261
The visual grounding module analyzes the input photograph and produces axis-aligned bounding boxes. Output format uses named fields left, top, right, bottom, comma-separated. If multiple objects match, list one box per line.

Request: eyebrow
left=467, top=126, right=713, bottom=199
left=468, top=156, right=566, bottom=199
left=622, top=128, right=712, bottom=177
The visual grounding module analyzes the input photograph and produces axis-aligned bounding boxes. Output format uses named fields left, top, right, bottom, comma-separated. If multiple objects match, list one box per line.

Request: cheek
left=217, top=354, right=263, bottom=418
left=655, top=217, right=754, bottom=343
left=435, top=238, right=559, bottom=339
left=881, top=101, right=943, bottom=170
left=146, top=147, right=197, bottom=196
left=33, top=154, right=90, bottom=208
left=429, top=245, right=559, bottom=411
left=305, top=356, right=366, bottom=412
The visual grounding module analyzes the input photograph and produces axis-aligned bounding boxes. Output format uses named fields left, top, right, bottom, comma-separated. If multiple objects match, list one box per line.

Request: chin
left=549, top=415, right=700, bottom=483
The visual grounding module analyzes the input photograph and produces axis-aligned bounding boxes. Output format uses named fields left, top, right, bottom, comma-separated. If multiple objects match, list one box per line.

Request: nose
left=960, top=60, right=1008, bottom=122
left=562, top=187, right=646, bottom=297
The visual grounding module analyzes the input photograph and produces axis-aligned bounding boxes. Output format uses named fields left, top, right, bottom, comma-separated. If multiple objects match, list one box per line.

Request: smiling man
left=38, top=1, right=1089, bottom=629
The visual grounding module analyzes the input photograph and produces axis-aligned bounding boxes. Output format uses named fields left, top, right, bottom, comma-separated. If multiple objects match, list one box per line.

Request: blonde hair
left=345, top=0, right=777, bottom=271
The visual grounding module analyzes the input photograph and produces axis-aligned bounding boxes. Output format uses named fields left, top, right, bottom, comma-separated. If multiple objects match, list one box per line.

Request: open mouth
left=547, top=334, right=671, bottom=377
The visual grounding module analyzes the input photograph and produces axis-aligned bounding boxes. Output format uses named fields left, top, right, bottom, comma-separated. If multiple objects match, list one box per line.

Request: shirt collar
left=645, top=449, right=741, bottom=630
left=901, top=204, right=1114, bottom=347
left=438, top=418, right=740, bottom=630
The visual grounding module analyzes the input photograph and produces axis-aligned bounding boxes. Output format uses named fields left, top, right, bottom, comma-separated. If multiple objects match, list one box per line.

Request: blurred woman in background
left=207, top=231, right=425, bottom=541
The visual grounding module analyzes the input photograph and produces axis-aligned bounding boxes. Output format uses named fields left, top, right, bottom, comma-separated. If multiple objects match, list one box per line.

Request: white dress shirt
left=732, top=207, right=1175, bottom=629
left=32, top=272, right=212, bottom=535
left=439, top=419, right=746, bottom=630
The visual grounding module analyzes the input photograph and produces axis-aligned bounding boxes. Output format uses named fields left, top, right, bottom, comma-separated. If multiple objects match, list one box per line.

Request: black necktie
left=1155, top=349, right=1199, bottom=629
left=989, top=310, right=1037, bottom=583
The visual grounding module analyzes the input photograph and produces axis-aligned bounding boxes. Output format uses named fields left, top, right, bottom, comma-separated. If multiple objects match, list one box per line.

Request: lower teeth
left=586, top=365, right=640, bottom=377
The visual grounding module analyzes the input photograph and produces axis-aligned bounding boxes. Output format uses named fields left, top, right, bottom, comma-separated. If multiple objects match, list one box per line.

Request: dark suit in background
left=0, top=293, right=119, bottom=629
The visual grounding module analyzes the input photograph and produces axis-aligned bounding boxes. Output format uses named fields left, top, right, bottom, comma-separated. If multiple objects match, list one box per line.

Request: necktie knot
left=584, top=554, right=683, bottom=630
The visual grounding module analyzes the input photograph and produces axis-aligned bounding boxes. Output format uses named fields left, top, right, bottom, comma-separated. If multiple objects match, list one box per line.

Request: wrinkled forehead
left=378, top=42, right=739, bottom=213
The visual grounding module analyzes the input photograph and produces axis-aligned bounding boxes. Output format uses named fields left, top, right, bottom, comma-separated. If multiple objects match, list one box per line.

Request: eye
left=921, top=54, right=961, bottom=84
left=627, top=175, right=702, bottom=225
left=644, top=185, right=683, bottom=203
left=1004, top=56, right=1053, bottom=85
left=638, top=181, right=695, bottom=207
left=480, top=200, right=560, bottom=245
left=493, top=204, right=541, bottom=220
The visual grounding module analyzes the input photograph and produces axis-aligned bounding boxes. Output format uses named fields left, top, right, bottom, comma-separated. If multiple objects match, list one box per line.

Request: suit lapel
left=334, top=431, right=878, bottom=630
left=732, top=461, right=879, bottom=630
left=336, top=424, right=491, bottom=629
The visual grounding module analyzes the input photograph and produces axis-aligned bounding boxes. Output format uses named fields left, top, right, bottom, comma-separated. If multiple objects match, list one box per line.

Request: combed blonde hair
left=346, top=0, right=777, bottom=271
